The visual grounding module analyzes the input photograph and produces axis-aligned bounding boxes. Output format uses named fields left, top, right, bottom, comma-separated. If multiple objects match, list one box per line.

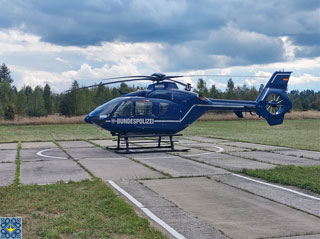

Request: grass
left=0, top=180, right=165, bottom=239
left=242, top=165, right=320, bottom=194
left=14, top=141, right=21, bottom=185
left=183, top=119, right=320, bottom=151
left=0, top=124, right=112, bottom=142
left=0, top=119, right=319, bottom=151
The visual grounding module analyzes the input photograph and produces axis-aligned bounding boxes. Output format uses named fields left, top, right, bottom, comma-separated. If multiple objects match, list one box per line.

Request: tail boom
left=206, top=71, right=292, bottom=126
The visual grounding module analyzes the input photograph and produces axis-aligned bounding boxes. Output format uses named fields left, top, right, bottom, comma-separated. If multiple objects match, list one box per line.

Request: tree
left=0, top=63, right=13, bottom=84
left=43, top=83, right=52, bottom=115
left=194, top=78, right=209, bottom=97
left=226, top=78, right=235, bottom=99
left=0, top=80, right=11, bottom=118
left=209, top=84, right=221, bottom=99
left=4, top=104, right=14, bottom=120
left=60, top=92, right=74, bottom=116
left=15, top=90, right=27, bottom=116
left=312, top=97, right=320, bottom=111
left=60, top=81, right=79, bottom=116
left=27, top=86, right=46, bottom=117
left=24, top=85, right=33, bottom=105
left=95, top=83, right=112, bottom=106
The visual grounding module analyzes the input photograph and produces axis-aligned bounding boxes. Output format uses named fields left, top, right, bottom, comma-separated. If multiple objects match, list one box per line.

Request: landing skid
left=109, top=133, right=189, bottom=154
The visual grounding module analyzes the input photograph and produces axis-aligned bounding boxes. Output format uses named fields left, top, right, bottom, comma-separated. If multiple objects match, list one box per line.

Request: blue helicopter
left=84, top=71, right=292, bottom=152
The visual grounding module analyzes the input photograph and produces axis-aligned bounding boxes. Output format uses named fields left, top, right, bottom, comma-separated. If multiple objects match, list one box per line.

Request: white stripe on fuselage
left=154, top=104, right=246, bottom=123
left=104, top=104, right=252, bottom=124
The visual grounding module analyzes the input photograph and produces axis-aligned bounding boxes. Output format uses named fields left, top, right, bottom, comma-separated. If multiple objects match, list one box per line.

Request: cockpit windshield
left=89, top=98, right=122, bottom=117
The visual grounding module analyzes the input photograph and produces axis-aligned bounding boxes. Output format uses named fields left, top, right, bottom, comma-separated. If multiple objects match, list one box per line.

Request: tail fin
left=255, top=71, right=292, bottom=126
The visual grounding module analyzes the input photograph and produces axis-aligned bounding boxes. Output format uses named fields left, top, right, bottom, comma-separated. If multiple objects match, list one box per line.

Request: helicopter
left=83, top=71, right=292, bottom=152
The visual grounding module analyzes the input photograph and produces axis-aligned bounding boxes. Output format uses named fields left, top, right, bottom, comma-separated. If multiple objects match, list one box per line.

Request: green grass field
left=242, top=165, right=320, bottom=194
left=0, top=180, right=165, bottom=239
left=1, top=119, right=319, bottom=151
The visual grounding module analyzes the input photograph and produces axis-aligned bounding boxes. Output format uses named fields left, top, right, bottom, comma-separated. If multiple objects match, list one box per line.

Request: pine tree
left=95, top=83, right=112, bottom=106
left=43, top=83, right=52, bottom=115
left=15, top=90, right=27, bottom=116
left=226, top=78, right=235, bottom=99
left=194, top=78, right=209, bottom=97
left=0, top=63, right=13, bottom=84
left=27, top=86, right=46, bottom=117
left=0, top=80, right=11, bottom=118
left=24, top=86, right=33, bottom=104
left=209, top=84, right=221, bottom=98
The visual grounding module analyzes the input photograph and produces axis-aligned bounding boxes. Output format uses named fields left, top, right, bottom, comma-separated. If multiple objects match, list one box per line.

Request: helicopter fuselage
left=85, top=81, right=257, bottom=135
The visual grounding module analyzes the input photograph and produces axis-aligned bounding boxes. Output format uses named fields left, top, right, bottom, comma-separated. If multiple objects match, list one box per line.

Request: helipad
left=1, top=137, right=320, bottom=239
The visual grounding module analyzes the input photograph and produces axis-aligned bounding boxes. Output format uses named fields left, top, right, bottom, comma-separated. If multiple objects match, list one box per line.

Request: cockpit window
left=159, top=102, right=169, bottom=115
left=135, top=101, right=153, bottom=116
left=90, top=98, right=121, bottom=117
left=114, top=101, right=133, bottom=117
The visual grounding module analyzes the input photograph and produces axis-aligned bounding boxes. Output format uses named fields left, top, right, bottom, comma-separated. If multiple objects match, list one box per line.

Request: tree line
left=0, top=63, right=319, bottom=120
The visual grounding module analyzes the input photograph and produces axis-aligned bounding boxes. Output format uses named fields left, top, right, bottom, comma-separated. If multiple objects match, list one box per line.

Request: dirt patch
left=199, top=110, right=320, bottom=121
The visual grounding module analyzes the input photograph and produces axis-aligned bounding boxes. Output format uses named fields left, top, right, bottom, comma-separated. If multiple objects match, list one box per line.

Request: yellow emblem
left=7, top=224, right=15, bottom=233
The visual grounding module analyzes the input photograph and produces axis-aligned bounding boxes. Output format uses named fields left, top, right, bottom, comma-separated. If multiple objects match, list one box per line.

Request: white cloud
left=55, top=57, right=68, bottom=63
left=290, top=73, right=320, bottom=85
left=1, top=30, right=319, bottom=92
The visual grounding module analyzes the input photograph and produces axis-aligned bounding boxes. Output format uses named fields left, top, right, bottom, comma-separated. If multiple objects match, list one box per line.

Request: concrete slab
left=211, top=145, right=248, bottom=152
left=20, top=148, right=68, bottom=162
left=171, top=147, right=208, bottom=157
left=186, top=136, right=229, bottom=144
left=185, top=151, right=275, bottom=171
left=182, top=142, right=248, bottom=153
left=64, top=147, right=122, bottom=160
left=0, top=163, right=15, bottom=186
left=79, top=157, right=163, bottom=180
left=90, top=139, right=117, bottom=147
left=213, top=174, right=320, bottom=217
left=22, top=141, right=57, bottom=149
left=220, top=141, right=288, bottom=151
left=142, top=177, right=320, bottom=239
left=0, top=150, right=16, bottom=163
left=229, top=151, right=320, bottom=166
left=0, top=143, right=17, bottom=150
left=272, top=149, right=320, bottom=161
left=20, top=160, right=90, bottom=185
left=116, top=180, right=227, bottom=239
left=176, top=138, right=200, bottom=145
left=58, top=140, right=94, bottom=148
left=271, top=235, right=320, bottom=239
left=132, top=154, right=228, bottom=177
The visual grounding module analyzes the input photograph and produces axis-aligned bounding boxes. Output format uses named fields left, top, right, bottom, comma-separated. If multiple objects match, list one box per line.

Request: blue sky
left=0, top=0, right=319, bottom=92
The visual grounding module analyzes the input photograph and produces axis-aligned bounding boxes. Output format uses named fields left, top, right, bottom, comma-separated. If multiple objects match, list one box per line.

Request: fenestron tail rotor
left=266, top=93, right=284, bottom=115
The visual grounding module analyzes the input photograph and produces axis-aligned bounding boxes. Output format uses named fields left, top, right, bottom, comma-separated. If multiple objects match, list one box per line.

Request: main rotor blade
left=70, top=78, right=154, bottom=91
left=185, top=74, right=269, bottom=78
left=101, top=75, right=155, bottom=81
left=165, top=78, right=188, bottom=87
left=163, top=75, right=184, bottom=80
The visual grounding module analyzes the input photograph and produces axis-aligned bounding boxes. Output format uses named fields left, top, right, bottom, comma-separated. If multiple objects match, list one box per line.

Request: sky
left=0, top=0, right=319, bottom=92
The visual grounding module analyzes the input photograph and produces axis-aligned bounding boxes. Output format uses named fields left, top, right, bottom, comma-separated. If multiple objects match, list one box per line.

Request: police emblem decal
left=0, top=217, right=22, bottom=239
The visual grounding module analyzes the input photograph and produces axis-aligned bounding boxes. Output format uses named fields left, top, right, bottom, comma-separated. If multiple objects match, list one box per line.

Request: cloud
left=0, top=1, right=319, bottom=92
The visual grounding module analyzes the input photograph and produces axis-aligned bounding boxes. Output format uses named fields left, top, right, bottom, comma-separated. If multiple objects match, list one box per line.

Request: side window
left=159, top=102, right=169, bottom=115
left=135, top=101, right=153, bottom=116
left=113, top=101, right=133, bottom=117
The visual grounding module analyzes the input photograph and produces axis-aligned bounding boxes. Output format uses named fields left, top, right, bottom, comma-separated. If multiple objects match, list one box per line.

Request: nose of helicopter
left=84, top=115, right=92, bottom=124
